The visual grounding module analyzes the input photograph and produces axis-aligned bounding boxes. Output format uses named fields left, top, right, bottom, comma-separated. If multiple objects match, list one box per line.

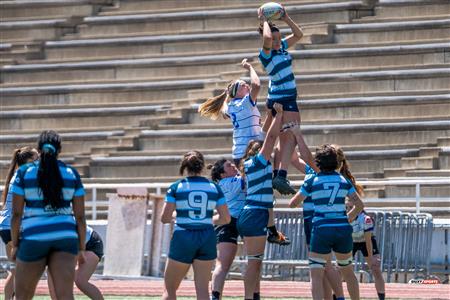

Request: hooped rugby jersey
left=166, top=176, right=226, bottom=229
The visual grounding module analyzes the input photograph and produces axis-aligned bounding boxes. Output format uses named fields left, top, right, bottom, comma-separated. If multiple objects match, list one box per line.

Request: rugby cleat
left=273, top=175, right=296, bottom=195
left=267, top=231, right=291, bottom=246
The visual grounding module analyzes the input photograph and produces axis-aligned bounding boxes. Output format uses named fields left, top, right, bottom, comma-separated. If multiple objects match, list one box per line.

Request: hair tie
left=230, top=80, right=240, bottom=98
left=42, top=143, right=56, bottom=154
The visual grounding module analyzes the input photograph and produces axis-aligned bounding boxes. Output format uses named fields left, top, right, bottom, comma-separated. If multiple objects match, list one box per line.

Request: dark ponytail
left=1, top=147, right=37, bottom=206
left=37, top=130, right=64, bottom=209
left=179, top=150, right=205, bottom=176
left=207, top=159, right=227, bottom=182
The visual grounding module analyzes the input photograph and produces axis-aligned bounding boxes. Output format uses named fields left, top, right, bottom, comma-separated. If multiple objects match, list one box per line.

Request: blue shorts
left=168, top=226, right=216, bottom=264
left=17, top=238, right=79, bottom=262
left=0, top=229, right=11, bottom=244
left=303, top=217, right=312, bottom=245
left=310, top=225, right=353, bottom=255
left=237, top=208, right=269, bottom=237
left=267, top=95, right=299, bottom=116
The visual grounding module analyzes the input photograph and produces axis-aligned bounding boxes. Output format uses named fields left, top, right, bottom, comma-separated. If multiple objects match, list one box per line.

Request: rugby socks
left=333, top=295, right=337, bottom=300
left=253, top=293, right=261, bottom=300
left=278, top=169, right=287, bottom=178
left=378, top=293, right=385, bottom=300
left=336, top=297, right=345, bottom=300
left=211, top=290, right=220, bottom=300
left=267, top=225, right=278, bottom=236
left=273, top=169, right=279, bottom=178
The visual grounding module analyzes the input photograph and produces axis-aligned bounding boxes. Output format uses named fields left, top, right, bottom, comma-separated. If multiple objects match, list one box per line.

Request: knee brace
left=337, top=257, right=353, bottom=267
left=248, top=253, right=264, bottom=261
left=309, top=257, right=326, bottom=269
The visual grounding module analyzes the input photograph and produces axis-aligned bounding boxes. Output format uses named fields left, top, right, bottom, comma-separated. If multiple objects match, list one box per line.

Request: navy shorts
left=17, top=238, right=79, bottom=262
left=86, top=230, right=104, bottom=260
left=303, top=218, right=312, bottom=245
left=169, top=227, right=217, bottom=264
left=353, top=236, right=380, bottom=257
left=310, top=225, right=353, bottom=255
left=267, top=95, right=299, bottom=116
left=237, top=208, right=269, bottom=237
left=0, top=229, right=11, bottom=244
left=215, top=216, right=239, bottom=244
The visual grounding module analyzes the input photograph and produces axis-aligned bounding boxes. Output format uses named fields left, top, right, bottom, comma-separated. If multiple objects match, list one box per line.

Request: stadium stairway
left=1, top=0, right=449, bottom=216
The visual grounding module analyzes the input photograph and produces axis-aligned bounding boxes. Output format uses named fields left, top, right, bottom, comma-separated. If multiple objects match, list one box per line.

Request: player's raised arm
left=241, top=58, right=260, bottom=103
left=280, top=6, right=303, bottom=48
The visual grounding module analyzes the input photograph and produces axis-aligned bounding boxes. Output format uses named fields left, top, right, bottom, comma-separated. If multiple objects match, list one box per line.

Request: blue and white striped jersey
left=218, top=175, right=246, bottom=218
left=10, top=160, right=85, bottom=241
left=243, top=153, right=273, bottom=209
left=226, top=94, right=262, bottom=159
left=258, top=38, right=297, bottom=102
left=351, top=212, right=375, bottom=243
left=166, top=176, right=226, bottom=229
left=302, top=164, right=316, bottom=220
left=0, top=174, right=16, bottom=230
left=300, top=171, right=356, bottom=229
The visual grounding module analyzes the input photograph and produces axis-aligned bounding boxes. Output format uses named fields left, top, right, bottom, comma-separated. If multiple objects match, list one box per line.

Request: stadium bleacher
left=0, top=0, right=449, bottom=219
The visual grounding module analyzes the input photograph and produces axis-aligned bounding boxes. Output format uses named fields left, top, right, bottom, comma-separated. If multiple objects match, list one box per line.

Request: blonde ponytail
left=198, top=81, right=239, bottom=120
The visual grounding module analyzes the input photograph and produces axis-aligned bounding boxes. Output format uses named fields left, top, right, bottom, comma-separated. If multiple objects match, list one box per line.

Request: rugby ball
left=259, top=2, right=284, bottom=21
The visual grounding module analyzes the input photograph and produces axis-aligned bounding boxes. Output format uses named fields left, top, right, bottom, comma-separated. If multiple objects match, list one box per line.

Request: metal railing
left=1, top=178, right=448, bottom=220
left=78, top=178, right=449, bottom=220
left=261, top=210, right=434, bottom=282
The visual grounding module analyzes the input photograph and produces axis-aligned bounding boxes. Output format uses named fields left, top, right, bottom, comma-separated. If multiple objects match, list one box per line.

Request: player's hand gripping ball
left=258, top=2, right=285, bottom=21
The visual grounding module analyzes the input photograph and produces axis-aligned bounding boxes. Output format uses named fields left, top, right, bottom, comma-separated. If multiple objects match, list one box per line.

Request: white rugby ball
left=259, top=2, right=284, bottom=21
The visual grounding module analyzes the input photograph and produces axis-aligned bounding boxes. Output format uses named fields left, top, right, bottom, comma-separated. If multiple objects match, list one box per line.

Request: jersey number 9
left=188, top=191, right=208, bottom=220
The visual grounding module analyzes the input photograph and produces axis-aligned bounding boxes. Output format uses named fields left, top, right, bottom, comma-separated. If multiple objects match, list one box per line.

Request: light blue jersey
left=258, top=38, right=297, bottom=102
left=0, top=174, right=16, bottom=230
left=300, top=171, right=356, bottom=229
left=226, top=94, right=262, bottom=159
left=10, top=160, right=85, bottom=242
left=166, top=176, right=226, bottom=230
left=302, top=164, right=317, bottom=220
left=218, top=175, right=246, bottom=218
left=243, top=153, right=273, bottom=209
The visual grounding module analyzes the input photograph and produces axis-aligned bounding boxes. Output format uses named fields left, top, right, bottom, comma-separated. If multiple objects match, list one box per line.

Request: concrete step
left=87, top=147, right=410, bottom=179
left=334, top=18, right=450, bottom=44
left=437, top=137, right=450, bottom=147
left=355, top=14, right=450, bottom=24
left=0, top=0, right=112, bottom=20
left=401, top=156, right=439, bottom=169
left=0, top=78, right=211, bottom=107
left=101, top=0, right=346, bottom=14
left=438, top=149, right=450, bottom=169
left=0, top=129, right=124, bottom=156
left=137, top=119, right=450, bottom=152
left=374, top=0, right=450, bottom=19
left=78, top=1, right=371, bottom=38
left=44, top=25, right=330, bottom=61
left=419, top=147, right=442, bottom=157
left=18, top=43, right=446, bottom=81
left=0, top=18, right=80, bottom=42
left=0, top=104, right=171, bottom=130
left=405, top=169, right=450, bottom=177
left=384, top=184, right=450, bottom=198
left=191, top=93, right=450, bottom=125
